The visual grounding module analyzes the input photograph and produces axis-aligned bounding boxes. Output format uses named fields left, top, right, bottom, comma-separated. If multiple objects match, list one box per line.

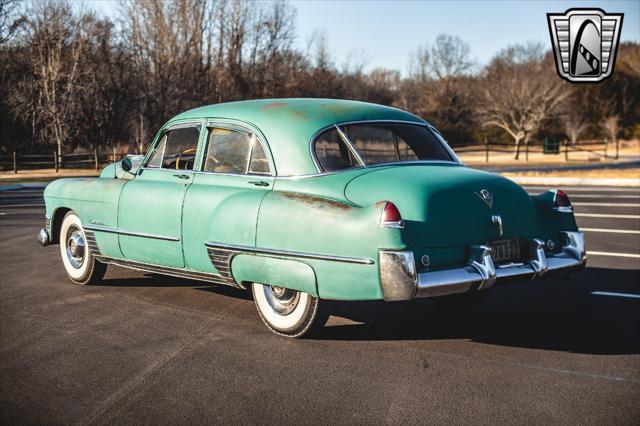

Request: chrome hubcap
left=263, top=285, right=299, bottom=315
left=65, top=227, right=86, bottom=269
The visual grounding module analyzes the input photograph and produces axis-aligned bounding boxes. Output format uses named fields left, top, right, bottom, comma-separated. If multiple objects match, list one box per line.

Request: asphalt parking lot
left=1, top=184, right=638, bottom=424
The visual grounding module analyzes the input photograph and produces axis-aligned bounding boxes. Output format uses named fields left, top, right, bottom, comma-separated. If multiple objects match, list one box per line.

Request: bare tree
left=562, top=112, right=589, bottom=146
left=601, top=115, right=620, bottom=159
left=7, top=0, right=89, bottom=156
left=408, top=34, right=474, bottom=81
left=475, top=43, right=572, bottom=159
left=0, top=0, right=22, bottom=45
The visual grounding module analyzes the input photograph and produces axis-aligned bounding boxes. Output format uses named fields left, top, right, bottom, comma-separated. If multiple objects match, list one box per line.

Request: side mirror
left=121, top=156, right=133, bottom=172
left=120, top=155, right=143, bottom=176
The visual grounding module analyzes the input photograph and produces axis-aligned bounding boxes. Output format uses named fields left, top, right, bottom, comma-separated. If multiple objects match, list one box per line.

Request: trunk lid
left=344, top=164, right=541, bottom=248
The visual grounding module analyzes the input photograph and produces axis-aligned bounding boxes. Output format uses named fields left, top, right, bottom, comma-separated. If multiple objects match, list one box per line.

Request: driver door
left=118, top=122, right=203, bottom=268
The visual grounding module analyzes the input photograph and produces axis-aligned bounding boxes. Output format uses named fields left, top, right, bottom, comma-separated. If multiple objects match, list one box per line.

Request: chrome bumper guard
left=37, top=228, right=50, bottom=247
left=379, top=231, right=585, bottom=302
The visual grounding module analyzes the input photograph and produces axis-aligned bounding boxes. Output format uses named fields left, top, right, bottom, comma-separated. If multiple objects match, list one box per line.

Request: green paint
left=42, top=99, right=579, bottom=301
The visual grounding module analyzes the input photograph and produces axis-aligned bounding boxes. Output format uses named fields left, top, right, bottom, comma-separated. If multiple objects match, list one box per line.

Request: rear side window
left=203, top=128, right=270, bottom=175
left=313, top=128, right=360, bottom=172
left=346, top=126, right=419, bottom=164
left=343, top=124, right=452, bottom=165
left=146, top=125, right=201, bottom=170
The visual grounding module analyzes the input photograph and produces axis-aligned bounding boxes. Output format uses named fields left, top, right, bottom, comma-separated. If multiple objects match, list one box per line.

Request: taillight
left=380, top=202, right=404, bottom=228
left=553, top=190, right=573, bottom=211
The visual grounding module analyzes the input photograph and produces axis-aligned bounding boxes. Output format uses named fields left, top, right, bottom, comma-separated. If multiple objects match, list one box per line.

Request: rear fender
left=532, top=190, right=579, bottom=248
left=231, top=254, right=318, bottom=296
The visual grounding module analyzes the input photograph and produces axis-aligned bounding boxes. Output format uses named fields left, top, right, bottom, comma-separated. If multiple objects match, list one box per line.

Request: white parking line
left=587, top=251, right=640, bottom=259
left=572, top=202, right=640, bottom=207
left=524, top=186, right=640, bottom=192
left=582, top=228, right=640, bottom=234
left=591, top=291, right=640, bottom=300
left=554, top=194, right=639, bottom=199
left=575, top=213, right=640, bottom=219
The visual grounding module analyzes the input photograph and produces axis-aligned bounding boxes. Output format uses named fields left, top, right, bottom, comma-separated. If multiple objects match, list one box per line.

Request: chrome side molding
left=84, top=224, right=180, bottom=242
left=204, top=241, right=375, bottom=265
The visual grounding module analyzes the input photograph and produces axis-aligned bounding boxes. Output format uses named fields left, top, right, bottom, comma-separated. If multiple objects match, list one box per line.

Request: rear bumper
left=379, top=231, right=585, bottom=301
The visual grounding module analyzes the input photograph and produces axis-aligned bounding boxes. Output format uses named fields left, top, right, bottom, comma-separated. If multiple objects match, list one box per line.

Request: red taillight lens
left=554, top=190, right=572, bottom=209
left=381, top=202, right=403, bottom=228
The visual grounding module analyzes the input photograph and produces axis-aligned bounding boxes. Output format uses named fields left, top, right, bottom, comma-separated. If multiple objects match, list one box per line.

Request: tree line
left=1, top=0, right=638, bottom=159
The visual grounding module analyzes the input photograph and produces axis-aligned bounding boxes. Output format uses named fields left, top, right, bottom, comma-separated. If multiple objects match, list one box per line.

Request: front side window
left=313, top=123, right=454, bottom=172
left=146, top=125, right=201, bottom=170
left=203, top=128, right=270, bottom=175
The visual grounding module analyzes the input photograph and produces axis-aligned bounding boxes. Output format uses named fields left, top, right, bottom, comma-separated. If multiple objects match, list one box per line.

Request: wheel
left=59, top=211, right=107, bottom=285
left=251, top=283, right=330, bottom=338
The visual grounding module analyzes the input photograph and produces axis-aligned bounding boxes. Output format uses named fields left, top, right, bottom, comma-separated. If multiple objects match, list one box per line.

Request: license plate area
left=489, top=239, right=521, bottom=264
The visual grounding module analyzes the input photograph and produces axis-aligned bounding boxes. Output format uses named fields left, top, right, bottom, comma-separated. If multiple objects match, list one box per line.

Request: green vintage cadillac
left=38, top=99, right=585, bottom=337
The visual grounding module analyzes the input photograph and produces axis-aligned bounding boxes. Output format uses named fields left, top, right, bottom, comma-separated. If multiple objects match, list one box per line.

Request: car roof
left=170, top=98, right=425, bottom=176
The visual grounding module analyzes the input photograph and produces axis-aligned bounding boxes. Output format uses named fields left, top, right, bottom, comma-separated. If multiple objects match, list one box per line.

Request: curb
left=504, top=176, right=640, bottom=187
left=0, top=182, right=48, bottom=192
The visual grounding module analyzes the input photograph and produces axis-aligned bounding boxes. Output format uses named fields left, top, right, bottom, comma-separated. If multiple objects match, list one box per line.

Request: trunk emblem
left=476, top=189, right=493, bottom=209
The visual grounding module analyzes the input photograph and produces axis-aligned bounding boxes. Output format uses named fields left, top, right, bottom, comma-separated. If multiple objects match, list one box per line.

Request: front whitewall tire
left=59, top=211, right=106, bottom=285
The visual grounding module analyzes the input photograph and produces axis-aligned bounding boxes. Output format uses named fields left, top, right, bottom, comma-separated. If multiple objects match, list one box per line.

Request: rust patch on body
left=262, top=102, right=288, bottom=110
left=281, top=192, right=352, bottom=211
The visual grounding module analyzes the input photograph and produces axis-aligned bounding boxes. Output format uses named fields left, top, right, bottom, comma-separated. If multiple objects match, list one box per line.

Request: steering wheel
left=175, top=148, right=197, bottom=170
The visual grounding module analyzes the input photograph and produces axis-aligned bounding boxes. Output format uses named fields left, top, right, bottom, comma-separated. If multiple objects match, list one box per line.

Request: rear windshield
left=313, top=123, right=454, bottom=172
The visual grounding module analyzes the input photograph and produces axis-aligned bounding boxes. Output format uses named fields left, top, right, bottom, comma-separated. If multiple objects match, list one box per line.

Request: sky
left=85, top=0, right=640, bottom=74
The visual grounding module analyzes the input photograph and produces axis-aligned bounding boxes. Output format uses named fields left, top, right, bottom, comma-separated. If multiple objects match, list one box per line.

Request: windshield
left=313, top=123, right=454, bottom=172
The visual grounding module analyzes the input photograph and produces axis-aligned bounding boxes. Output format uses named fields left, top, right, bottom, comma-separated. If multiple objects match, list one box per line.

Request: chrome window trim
left=309, top=120, right=460, bottom=174
left=140, top=120, right=205, bottom=172
left=334, top=124, right=366, bottom=168
left=84, top=224, right=180, bottom=242
left=199, top=121, right=276, bottom=177
left=204, top=241, right=375, bottom=265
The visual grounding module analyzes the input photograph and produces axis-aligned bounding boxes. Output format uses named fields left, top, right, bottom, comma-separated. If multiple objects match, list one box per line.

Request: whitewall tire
left=252, top=283, right=329, bottom=337
left=59, top=211, right=106, bottom=285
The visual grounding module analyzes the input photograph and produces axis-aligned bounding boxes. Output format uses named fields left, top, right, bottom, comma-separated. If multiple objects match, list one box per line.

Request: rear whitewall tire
left=59, top=211, right=106, bottom=285
left=252, top=283, right=329, bottom=338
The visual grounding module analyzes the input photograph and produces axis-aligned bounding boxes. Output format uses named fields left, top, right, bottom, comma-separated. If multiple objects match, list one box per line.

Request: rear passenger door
left=182, top=124, right=274, bottom=275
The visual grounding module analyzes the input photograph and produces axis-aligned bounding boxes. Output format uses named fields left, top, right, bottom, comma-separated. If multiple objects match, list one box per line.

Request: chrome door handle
left=249, top=180, right=270, bottom=187
left=173, top=174, right=190, bottom=180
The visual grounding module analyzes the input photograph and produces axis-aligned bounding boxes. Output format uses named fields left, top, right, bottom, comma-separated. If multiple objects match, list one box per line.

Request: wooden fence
left=0, top=139, right=619, bottom=172
left=454, top=138, right=618, bottom=162
left=0, top=148, right=120, bottom=173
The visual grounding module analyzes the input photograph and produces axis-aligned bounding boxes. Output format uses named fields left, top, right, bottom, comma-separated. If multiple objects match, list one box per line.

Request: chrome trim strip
left=97, top=256, right=240, bottom=287
left=83, top=230, right=102, bottom=257
left=84, top=224, right=180, bottom=242
left=204, top=241, right=375, bottom=265
left=334, top=124, right=366, bottom=168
